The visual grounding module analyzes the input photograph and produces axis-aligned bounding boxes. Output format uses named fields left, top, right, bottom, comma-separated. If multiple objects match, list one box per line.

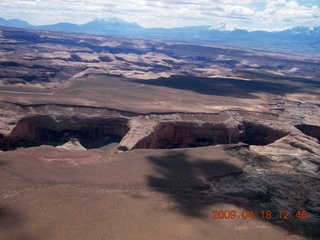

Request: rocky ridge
left=0, top=100, right=319, bottom=237
left=0, top=100, right=319, bottom=154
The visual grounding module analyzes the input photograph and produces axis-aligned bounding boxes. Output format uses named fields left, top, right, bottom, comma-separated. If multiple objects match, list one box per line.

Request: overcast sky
left=0, top=0, right=319, bottom=31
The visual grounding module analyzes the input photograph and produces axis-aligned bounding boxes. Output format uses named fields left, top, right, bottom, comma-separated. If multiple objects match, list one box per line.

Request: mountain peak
left=92, top=17, right=137, bottom=25
left=209, top=22, right=236, bottom=31
left=94, top=17, right=126, bottom=23
left=87, top=17, right=142, bottom=30
left=0, top=18, right=31, bottom=28
left=286, top=26, right=320, bottom=35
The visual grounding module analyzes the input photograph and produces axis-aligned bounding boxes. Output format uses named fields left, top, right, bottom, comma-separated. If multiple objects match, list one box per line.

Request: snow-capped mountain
left=0, top=16, right=319, bottom=53
left=81, top=18, right=144, bottom=34
left=209, top=23, right=237, bottom=31
left=85, top=17, right=141, bottom=27
left=285, top=26, right=320, bottom=36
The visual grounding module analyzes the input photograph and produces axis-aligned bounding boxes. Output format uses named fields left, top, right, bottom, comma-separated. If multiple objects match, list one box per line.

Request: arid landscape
left=0, top=26, right=320, bottom=240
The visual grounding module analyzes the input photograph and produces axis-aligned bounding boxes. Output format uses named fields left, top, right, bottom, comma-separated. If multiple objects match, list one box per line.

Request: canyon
left=0, top=101, right=316, bottom=153
left=0, top=27, right=319, bottom=240
left=1, top=100, right=320, bottom=239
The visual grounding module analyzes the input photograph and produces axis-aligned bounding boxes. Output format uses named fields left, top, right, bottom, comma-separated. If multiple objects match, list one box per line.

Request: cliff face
left=295, top=124, right=320, bottom=142
left=0, top=133, right=12, bottom=151
left=155, top=123, right=230, bottom=148
left=0, top=102, right=319, bottom=157
left=10, top=115, right=130, bottom=149
left=251, top=132, right=320, bottom=157
left=117, top=119, right=290, bottom=151
left=0, top=113, right=310, bottom=153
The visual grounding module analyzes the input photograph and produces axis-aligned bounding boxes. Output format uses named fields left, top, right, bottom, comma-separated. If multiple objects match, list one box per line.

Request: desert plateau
left=0, top=25, right=319, bottom=240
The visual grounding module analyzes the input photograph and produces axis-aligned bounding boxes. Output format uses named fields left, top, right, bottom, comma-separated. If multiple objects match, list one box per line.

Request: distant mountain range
left=0, top=17, right=319, bottom=54
left=0, top=17, right=31, bottom=28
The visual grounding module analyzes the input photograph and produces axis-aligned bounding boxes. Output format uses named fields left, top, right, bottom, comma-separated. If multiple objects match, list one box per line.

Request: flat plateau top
left=0, top=73, right=319, bottom=114
left=0, top=145, right=312, bottom=240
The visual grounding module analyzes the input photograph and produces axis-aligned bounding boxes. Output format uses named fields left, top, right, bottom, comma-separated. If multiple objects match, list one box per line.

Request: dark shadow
left=147, top=152, right=243, bottom=217
left=295, top=124, right=320, bottom=142
left=0, top=205, right=23, bottom=229
left=80, top=135, right=123, bottom=149
left=132, top=75, right=309, bottom=99
left=239, top=70, right=320, bottom=86
left=0, top=161, right=8, bottom=167
left=146, top=150, right=320, bottom=239
left=9, top=115, right=130, bottom=151
left=0, top=205, right=39, bottom=240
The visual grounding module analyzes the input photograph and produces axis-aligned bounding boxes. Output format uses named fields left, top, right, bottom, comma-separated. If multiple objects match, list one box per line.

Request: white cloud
left=0, top=0, right=319, bottom=30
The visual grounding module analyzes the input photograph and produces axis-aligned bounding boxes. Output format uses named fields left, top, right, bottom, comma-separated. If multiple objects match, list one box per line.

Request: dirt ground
left=0, top=145, right=309, bottom=240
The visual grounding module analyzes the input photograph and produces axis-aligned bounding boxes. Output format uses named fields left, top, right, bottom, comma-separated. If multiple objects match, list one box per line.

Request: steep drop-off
left=118, top=121, right=289, bottom=151
left=3, top=114, right=289, bottom=151
left=295, top=124, right=320, bottom=142
left=0, top=102, right=318, bottom=154
left=10, top=115, right=129, bottom=149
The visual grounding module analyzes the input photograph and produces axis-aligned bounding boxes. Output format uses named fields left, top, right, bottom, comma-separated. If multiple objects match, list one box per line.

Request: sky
left=0, top=0, right=319, bottom=31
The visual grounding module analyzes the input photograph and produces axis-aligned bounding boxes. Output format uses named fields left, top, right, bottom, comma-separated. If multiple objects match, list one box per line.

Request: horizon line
left=1, top=16, right=319, bottom=33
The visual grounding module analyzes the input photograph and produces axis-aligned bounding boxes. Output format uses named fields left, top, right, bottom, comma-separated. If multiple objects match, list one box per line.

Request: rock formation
left=56, top=138, right=87, bottom=150
left=0, top=100, right=319, bottom=157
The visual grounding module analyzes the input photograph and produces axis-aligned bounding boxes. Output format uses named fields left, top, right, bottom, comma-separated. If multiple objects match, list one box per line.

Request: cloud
left=257, top=1, right=320, bottom=25
left=0, top=0, right=319, bottom=30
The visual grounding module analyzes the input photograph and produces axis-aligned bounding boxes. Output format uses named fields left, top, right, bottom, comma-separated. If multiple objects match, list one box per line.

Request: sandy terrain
left=0, top=145, right=311, bottom=240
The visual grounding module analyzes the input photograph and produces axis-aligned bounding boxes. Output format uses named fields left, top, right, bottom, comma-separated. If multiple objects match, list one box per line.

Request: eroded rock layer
left=10, top=115, right=129, bottom=149
left=0, top=101, right=319, bottom=156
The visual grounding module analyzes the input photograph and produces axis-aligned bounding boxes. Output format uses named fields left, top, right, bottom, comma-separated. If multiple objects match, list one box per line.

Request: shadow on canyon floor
left=0, top=205, right=39, bottom=240
left=0, top=205, right=24, bottom=230
left=147, top=151, right=242, bottom=217
left=0, top=161, right=8, bottom=167
left=0, top=161, right=39, bottom=240
left=146, top=151, right=320, bottom=239
left=239, top=70, right=320, bottom=86
left=133, top=75, right=312, bottom=99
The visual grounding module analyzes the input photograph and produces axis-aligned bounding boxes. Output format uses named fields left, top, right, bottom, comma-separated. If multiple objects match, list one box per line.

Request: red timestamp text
left=212, top=210, right=254, bottom=220
left=261, top=210, right=308, bottom=220
left=212, top=210, right=308, bottom=220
